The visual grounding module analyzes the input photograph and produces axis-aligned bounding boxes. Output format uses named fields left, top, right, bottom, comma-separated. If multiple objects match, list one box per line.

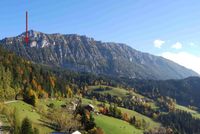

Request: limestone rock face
left=0, top=30, right=198, bottom=80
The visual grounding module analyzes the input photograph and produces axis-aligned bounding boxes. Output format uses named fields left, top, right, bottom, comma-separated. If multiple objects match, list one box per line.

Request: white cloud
left=171, top=42, right=182, bottom=49
left=162, top=52, right=200, bottom=74
left=189, top=42, right=196, bottom=47
left=154, top=39, right=165, bottom=48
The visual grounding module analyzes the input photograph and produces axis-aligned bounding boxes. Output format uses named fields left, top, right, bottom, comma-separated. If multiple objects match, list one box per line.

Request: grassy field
left=6, top=101, right=53, bottom=134
left=88, top=85, right=159, bottom=110
left=6, top=99, right=79, bottom=134
left=119, top=107, right=160, bottom=129
left=89, top=85, right=149, bottom=98
left=95, top=114, right=143, bottom=134
left=1, top=98, right=161, bottom=134
left=41, top=97, right=160, bottom=130
left=83, top=98, right=161, bottom=130
left=89, top=85, right=129, bottom=97
left=0, top=114, right=10, bottom=127
left=40, top=98, right=68, bottom=108
left=176, top=104, right=200, bottom=119
left=42, top=98, right=160, bottom=131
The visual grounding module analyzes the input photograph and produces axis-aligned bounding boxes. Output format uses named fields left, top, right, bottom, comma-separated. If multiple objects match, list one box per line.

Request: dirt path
left=4, top=100, right=17, bottom=104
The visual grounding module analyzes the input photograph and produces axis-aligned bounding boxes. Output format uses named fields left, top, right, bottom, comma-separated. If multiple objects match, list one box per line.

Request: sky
left=0, top=0, right=200, bottom=74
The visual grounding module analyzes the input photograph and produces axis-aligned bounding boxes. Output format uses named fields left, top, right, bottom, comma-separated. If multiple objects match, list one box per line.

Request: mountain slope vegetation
left=124, top=77, right=200, bottom=108
left=0, top=44, right=200, bottom=134
left=0, top=30, right=198, bottom=80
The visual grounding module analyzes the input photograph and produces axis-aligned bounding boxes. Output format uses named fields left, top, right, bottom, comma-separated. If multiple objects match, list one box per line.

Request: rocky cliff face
left=0, top=30, right=198, bottom=80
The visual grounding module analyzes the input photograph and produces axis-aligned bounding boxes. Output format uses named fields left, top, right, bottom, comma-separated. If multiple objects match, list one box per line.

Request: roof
left=88, top=104, right=94, bottom=109
left=72, top=131, right=81, bottom=134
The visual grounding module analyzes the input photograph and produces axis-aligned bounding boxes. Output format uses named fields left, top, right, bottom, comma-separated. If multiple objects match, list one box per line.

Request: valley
left=1, top=1, right=200, bottom=134
left=0, top=45, right=200, bottom=134
left=1, top=79, right=200, bottom=134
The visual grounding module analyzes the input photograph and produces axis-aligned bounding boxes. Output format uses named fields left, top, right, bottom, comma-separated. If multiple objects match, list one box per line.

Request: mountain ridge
left=0, top=30, right=198, bottom=80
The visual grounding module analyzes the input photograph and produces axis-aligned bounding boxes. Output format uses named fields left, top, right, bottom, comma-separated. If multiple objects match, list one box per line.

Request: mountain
left=0, top=30, right=198, bottom=80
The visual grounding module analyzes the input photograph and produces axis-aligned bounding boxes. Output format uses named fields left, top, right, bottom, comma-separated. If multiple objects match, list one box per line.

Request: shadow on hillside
left=38, top=119, right=59, bottom=131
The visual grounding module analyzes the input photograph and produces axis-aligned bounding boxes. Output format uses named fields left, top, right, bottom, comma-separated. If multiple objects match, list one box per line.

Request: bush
left=88, top=127, right=105, bottom=134
left=48, top=103, right=55, bottom=109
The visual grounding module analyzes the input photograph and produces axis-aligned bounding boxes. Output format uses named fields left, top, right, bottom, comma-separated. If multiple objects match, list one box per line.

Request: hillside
left=0, top=30, right=198, bottom=80
left=0, top=44, right=199, bottom=109
left=0, top=45, right=200, bottom=134
left=124, top=77, right=200, bottom=108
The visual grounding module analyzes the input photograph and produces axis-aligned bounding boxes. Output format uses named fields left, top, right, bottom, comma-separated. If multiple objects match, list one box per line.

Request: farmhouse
left=84, top=104, right=94, bottom=112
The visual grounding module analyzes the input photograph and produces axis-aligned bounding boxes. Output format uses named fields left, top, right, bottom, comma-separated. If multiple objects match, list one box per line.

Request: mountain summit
left=0, top=30, right=198, bottom=80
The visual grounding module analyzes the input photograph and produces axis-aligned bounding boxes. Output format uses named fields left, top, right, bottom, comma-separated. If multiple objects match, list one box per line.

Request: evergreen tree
left=85, top=113, right=96, bottom=131
left=21, top=118, right=33, bottom=134
left=81, top=110, right=87, bottom=125
left=0, top=65, right=3, bottom=89
left=130, top=116, right=136, bottom=125
left=23, top=89, right=37, bottom=106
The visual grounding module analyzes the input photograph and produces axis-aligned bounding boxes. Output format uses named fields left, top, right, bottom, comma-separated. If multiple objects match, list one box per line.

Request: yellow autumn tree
left=49, top=76, right=56, bottom=89
left=66, top=86, right=73, bottom=98
left=31, top=79, right=38, bottom=89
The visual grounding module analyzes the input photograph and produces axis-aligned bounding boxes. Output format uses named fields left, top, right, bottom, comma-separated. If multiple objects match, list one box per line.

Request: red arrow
left=25, top=11, right=29, bottom=44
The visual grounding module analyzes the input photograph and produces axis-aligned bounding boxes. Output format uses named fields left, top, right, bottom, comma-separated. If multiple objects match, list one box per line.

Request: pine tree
left=81, top=110, right=87, bottom=125
left=23, top=89, right=37, bottom=106
left=21, top=118, right=33, bottom=134
left=130, top=116, right=136, bottom=125
left=85, top=113, right=96, bottom=131
left=0, top=65, right=3, bottom=89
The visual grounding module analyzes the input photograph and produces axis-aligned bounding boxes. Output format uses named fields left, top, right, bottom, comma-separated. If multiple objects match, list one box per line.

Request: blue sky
left=0, top=0, right=200, bottom=73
